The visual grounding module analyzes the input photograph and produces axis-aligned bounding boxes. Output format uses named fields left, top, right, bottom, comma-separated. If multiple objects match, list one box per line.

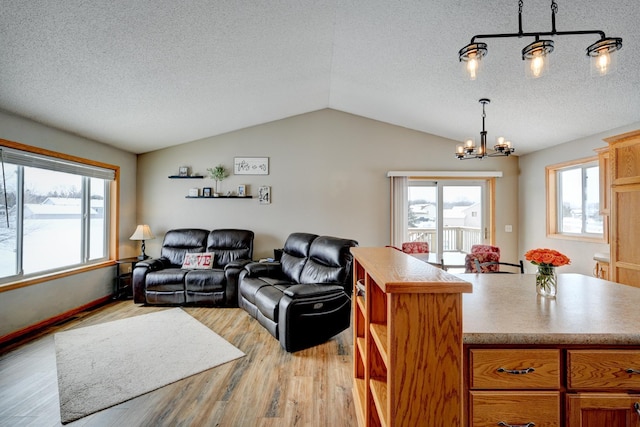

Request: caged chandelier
left=458, top=0, right=623, bottom=79
left=456, top=99, right=514, bottom=160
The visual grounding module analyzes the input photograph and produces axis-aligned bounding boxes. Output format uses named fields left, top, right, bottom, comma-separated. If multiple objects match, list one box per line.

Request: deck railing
left=407, top=226, right=483, bottom=254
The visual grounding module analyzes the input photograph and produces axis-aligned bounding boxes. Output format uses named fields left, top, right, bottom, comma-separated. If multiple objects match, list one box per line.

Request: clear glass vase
left=536, top=265, right=557, bottom=298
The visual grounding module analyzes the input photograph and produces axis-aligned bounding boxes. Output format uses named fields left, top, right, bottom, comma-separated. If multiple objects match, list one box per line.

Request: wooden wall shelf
left=185, top=196, right=252, bottom=199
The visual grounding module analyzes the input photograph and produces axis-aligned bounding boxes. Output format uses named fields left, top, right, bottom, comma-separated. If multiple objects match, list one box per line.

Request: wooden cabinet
left=595, top=146, right=610, bottom=244
left=468, top=349, right=561, bottom=426
left=566, top=350, right=640, bottom=426
left=593, top=260, right=610, bottom=280
left=567, top=350, right=640, bottom=390
left=351, top=247, right=472, bottom=427
left=470, top=391, right=560, bottom=427
left=463, top=348, right=640, bottom=426
left=594, top=146, right=610, bottom=216
left=469, top=349, right=561, bottom=389
left=567, top=393, right=640, bottom=426
left=604, top=130, right=640, bottom=287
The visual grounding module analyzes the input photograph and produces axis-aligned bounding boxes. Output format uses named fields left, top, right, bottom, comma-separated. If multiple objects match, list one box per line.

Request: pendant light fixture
left=456, top=99, right=515, bottom=160
left=458, top=0, right=623, bottom=79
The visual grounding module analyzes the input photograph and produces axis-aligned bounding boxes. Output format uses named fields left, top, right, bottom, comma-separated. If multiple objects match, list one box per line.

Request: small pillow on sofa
left=181, top=252, right=215, bottom=269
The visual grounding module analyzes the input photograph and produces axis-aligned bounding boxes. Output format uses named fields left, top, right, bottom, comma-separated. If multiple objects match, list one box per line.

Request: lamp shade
left=130, top=224, right=155, bottom=241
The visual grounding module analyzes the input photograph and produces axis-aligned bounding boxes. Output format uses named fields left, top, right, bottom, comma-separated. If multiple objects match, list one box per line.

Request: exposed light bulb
left=596, top=50, right=610, bottom=75
left=530, top=54, right=545, bottom=78
left=467, top=57, right=479, bottom=80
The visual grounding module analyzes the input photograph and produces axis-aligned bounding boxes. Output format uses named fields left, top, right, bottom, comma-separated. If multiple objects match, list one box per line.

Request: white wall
left=137, top=109, right=520, bottom=261
left=519, top=121, right=640, bottom=275
left=0, top=111, right=138, bottom=338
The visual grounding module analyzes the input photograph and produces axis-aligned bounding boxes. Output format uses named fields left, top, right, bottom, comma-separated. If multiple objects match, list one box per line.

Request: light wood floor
left=0, top=301, right=357, bottom=427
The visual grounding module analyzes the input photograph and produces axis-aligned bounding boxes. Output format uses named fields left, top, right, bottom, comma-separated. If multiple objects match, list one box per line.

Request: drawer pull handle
left=498, top=422, right=535, bottom=427
left=634, top=402, right=640, bottom=415
left=626, top=368, right=640, bottom=375
left=497, top=367, right=535, bottom=375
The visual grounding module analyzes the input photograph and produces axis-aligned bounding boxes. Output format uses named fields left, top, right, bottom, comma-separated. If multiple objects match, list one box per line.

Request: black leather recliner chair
left=238, top=232, right=358, bottom=352
left=132, top=228, right=254, bottom=306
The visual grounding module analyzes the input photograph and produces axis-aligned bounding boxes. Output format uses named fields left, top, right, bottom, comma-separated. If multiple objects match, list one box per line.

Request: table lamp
left=130, top=224, right=155, bottom=259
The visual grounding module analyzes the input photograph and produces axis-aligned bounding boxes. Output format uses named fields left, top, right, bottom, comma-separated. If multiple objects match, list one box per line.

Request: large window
left=546, top=157, right=605, bottom=241
left=0, top=142, right=116, bottom=284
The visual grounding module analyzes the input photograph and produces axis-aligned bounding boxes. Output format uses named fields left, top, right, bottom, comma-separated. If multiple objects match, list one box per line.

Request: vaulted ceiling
left=1, top=0, right=639, bottom=155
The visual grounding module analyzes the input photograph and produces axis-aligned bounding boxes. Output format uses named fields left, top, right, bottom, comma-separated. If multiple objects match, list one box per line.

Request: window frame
left=546, top=156, right=607, bottom=243
left=0, top=138, right=119, bottom=291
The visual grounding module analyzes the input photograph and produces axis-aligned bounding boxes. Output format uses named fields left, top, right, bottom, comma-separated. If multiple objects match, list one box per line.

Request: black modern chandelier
left=456, top=99, right=514, bottom=160
left=458, top=0, right=623, bottom=79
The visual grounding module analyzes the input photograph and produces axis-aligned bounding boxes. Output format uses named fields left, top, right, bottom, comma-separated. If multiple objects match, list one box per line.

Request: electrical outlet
left=505, top=225, right=513, bottom=232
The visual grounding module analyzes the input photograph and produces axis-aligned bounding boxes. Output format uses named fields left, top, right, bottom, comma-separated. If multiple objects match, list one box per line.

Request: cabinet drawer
left=470, top=349, right=561, bottom=389
left=470, top=391, right=560, bottom=427
left=568, top=350, right=640, bottom=390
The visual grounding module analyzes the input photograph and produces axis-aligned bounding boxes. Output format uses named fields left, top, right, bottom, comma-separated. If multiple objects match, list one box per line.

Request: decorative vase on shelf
left=536, top=265, right=557, bottom=298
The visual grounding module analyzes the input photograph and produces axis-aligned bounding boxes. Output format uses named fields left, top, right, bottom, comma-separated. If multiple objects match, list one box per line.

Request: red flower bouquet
left=524, top=248, right=571, bottom=267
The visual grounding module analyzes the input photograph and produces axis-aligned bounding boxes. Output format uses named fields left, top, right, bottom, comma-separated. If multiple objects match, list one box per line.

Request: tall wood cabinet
left=603, top=130, right=640, bottom=287
left=350, top=247, right=472, bottom=426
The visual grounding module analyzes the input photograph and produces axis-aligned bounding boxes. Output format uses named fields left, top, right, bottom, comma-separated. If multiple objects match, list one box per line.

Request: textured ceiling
left=1, top=0, right=639, bottom=155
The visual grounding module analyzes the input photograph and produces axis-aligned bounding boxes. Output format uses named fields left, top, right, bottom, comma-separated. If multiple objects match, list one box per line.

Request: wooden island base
left=350, top=247, right=472, bottom=426
left=351, top=248, right=640, bottom=427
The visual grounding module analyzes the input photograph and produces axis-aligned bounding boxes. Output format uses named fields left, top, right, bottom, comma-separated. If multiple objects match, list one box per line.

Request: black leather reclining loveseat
left=132, top=228, right=254, bottom=306
left=238, top=232, right=358, bottom=352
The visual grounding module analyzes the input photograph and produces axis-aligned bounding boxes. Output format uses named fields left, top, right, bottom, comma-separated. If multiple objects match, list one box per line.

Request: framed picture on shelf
left=237, top=185, right=246, bottom=197
left=188, top=188, right=199, bottom=197
left=202, top=187, right=212, bottom=197
left=258, top=186, right=271, bottom=204
left=179, top=166, right=189, bottom=177
left=234, top=157, right=269, bottom=175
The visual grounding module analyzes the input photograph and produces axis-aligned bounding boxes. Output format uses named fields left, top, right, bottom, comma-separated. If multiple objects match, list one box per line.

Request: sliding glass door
left=407, top=180, right=486, bottom=257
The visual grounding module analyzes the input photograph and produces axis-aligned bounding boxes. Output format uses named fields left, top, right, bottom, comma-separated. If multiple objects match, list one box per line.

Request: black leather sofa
left=238, top=232, right=358, bottom=352
left=132, top=228, right=254, bottom=306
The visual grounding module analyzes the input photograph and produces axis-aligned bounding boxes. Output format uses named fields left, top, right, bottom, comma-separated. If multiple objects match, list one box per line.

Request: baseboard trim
left=0, top=295, right=112, bottom=347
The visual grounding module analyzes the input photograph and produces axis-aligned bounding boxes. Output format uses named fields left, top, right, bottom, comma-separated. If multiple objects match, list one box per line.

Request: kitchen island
left=460, top=272, right=640, bottom=427
left=351, top=247, right=640, bottom=427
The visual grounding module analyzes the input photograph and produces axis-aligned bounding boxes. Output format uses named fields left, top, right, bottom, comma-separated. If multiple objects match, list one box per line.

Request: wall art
left=258, top=186, right=271, bottom=204
left=234, top=157, right=269, bottom=175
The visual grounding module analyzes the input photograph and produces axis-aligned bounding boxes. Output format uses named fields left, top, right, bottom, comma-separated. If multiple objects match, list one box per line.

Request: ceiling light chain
left=455, top=99, right=515, bottom=160
left=458, top=0, right=623, bottom=79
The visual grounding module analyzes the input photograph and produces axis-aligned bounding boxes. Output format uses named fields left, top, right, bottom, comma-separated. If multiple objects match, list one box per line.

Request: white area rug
left=54, top=308, right=244, bottom=424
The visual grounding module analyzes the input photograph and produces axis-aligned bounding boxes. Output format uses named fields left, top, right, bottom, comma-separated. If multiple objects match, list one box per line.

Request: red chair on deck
left=401, top=242, right=430, bottom=254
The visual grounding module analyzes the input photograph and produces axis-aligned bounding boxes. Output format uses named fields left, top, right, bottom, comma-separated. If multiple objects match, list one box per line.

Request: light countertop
left=458, top=273, right=640, bottom=346
left=593, top=252, right=610, bottom=262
